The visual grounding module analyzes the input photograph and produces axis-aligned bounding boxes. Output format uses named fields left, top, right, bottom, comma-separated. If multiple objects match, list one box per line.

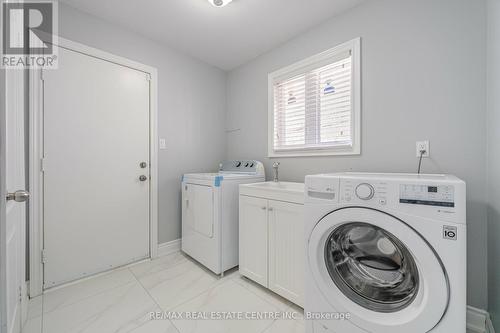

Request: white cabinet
left=239, top=195, right=269, bottom=287
left=239, top=183, right=304, bottom=307
left=268, top=200, right=304, bottom=306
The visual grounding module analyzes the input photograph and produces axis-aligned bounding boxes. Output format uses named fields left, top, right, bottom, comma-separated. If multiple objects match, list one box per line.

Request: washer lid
left=308, top=207, right=449, bottom=333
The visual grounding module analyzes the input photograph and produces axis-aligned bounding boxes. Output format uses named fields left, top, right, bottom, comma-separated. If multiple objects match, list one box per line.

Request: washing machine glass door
left=325, top=222, right=419, bottom=313
left=308, top=207, right=449, bottom=333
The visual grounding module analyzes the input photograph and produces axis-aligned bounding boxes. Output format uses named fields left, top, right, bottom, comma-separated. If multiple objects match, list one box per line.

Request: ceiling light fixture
left=208, top=0, right=233, bottom=7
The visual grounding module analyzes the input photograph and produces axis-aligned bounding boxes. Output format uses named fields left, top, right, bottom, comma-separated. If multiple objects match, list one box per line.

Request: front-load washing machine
left=305, top=173, right=466, bottom=333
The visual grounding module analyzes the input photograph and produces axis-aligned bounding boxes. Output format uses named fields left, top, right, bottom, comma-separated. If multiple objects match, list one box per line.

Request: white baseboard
left=468, top=306, right=495, bottom=333
left=487, top=314, right=496, bottom=333
left=157, top=239, right=181, bottom=257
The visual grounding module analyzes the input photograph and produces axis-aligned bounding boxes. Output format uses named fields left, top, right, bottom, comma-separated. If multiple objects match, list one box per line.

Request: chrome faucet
left=272, top=162, right=280, bottom=182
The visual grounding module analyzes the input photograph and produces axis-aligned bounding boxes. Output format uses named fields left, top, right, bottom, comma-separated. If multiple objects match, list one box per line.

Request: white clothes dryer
left=182, top=161, right=265, bottom=275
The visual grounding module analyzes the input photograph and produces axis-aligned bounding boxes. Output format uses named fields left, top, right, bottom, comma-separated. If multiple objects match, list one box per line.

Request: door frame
left=28, top=36, right=159, bottom=297
left=2, top=1, right=29, bottom=329
left=0, top=55, right=7, bottom=333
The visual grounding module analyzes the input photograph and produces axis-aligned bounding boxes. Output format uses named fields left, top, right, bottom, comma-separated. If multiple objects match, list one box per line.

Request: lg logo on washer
left=443, top=225, right=458, bottom=240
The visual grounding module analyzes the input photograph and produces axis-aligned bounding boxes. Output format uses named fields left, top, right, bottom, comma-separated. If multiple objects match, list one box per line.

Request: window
left=268, top=38, right=360, bottom=157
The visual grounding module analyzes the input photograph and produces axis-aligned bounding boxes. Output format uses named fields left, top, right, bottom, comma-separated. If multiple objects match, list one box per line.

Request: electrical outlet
left=416, top=141, right=430, bottom=157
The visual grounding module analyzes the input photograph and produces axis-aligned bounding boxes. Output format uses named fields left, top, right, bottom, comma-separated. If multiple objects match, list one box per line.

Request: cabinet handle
left=268, top=207, right=274, bottom=211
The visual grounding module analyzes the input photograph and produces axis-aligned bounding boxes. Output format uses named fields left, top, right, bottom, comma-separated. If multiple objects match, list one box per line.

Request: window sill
left=268, top=147, right=360, bottom=158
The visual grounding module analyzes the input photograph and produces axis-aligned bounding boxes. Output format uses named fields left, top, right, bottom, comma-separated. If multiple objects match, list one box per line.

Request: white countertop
left=239, top=181, right=305, bottom=204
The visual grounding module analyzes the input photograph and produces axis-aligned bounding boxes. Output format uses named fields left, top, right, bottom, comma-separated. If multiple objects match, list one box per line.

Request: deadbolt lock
left=140, top=162, right=147, bottom=168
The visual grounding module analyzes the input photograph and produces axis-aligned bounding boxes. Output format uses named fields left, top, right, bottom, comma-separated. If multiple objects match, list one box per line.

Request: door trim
left=28, top=36, right=159, bottom=297
left=0, top=45, right=7, bottom=333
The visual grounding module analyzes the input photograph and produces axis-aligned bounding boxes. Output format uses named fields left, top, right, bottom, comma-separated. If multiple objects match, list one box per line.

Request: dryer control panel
left=218, top=160, right=265, bottom=176
left=399, top=184, right=455, bottom=207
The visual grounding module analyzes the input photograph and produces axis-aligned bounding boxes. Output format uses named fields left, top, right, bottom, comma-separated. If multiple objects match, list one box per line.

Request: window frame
left=268, top=38, right=361, bottom=157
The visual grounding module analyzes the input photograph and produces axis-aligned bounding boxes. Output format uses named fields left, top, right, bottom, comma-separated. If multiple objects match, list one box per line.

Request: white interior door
left=1, top=68, right=27, bottom=333
left=42, top=46, right=151, bottom=288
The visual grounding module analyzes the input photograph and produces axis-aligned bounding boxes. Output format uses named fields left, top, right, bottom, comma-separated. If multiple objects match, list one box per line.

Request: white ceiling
left=60, top=0, right=366, bottom=70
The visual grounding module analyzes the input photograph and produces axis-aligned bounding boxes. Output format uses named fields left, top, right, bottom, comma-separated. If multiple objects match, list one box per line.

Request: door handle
left=6, top=190, right=30, bottom=202
left=139, top=175, right=148, bottom=182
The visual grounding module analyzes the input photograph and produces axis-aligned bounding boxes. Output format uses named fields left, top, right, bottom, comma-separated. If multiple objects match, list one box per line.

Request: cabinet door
left=268, top=200, right=304, bottom=306
left=239, top=195, right=268, bottom=287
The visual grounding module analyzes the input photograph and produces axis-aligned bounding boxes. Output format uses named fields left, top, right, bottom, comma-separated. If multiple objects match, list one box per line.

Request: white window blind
left=269, top=38, right=360, bottom=156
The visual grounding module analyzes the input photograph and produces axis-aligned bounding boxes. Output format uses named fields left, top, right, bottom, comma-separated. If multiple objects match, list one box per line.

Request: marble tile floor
left=21, top=251, right=475, bottom=333
left=22, top=252, right=304, bottom=333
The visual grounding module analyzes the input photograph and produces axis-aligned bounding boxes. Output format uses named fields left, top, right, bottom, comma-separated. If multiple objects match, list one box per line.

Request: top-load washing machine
left=181, top=160, right=265, bottom=275
left=305, top=173, right=466, bottom=333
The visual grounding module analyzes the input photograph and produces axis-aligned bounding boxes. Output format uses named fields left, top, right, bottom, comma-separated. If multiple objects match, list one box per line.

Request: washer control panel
left=399, top=184, right=455, bottom=207
left=340, top=180, right=388, bottom=206
left=355, top=183, right=375, bottom=200
left=306, top=173, right=465, bottom=224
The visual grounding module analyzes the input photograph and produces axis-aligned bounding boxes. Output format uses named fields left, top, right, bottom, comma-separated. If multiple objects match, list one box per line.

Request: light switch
left=159, top=138, right=167, bottom=150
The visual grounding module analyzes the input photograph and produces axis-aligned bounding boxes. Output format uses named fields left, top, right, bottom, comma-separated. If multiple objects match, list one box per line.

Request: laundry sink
left=246, top=181, right=304, bottom=191
left=239, top=181, right=305, bottom=204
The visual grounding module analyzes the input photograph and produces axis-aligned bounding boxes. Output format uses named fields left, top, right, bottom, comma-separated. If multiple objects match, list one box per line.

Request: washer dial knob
left=355, top=183, right=375, bottom=200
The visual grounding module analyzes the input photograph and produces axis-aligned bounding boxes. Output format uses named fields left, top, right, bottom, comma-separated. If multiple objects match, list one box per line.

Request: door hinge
left=18, top=286, right=22, bottom=302
left=41, top=249, right=47, bottom=264
left=146, top=73, right=151, bottom=81
left=41, top=157, right=46, bottom=172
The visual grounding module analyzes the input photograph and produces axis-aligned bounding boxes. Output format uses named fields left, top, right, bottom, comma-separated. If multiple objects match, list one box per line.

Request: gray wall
left=488, top=0, right=500, bottom=329
left=58, top=3, right=227, bottom=244
left=226, top=0, right=488, bottom=309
